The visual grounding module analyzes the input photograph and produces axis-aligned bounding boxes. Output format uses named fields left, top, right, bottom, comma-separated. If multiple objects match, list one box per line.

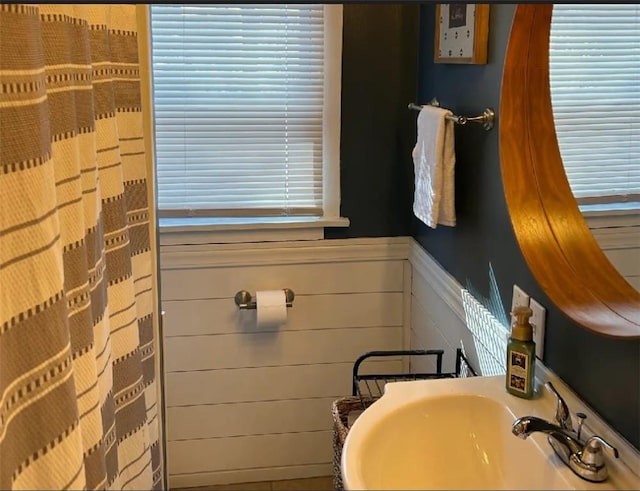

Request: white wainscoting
left=408, top=242, right=509, bottom=378
left=160, top=237, right=409, bottom=488
left=160, top=232, right=637, bottom=488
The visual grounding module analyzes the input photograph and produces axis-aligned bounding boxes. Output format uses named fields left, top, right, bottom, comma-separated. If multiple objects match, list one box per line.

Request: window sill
left=159, top=216, right=350, bottom=246
left=580, top=201, right=640, bottom=216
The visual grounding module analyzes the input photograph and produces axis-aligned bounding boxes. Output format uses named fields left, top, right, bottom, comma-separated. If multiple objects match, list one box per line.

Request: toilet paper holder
left=234, top=289, right=295, bottom=310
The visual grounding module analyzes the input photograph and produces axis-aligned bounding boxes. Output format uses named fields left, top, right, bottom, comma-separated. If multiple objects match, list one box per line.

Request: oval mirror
left=500, top=4, right=640, bottom=338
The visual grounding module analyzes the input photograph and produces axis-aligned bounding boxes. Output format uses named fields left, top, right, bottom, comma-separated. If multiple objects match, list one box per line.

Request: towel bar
left=409, top=98, right=495, bottom=131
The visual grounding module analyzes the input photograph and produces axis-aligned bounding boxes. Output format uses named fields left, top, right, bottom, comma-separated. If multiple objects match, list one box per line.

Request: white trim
left=408, top=239, right=466, bottom=322
left=581, top=204, right=640, bottom=220
left=169, top=463, right=332, bottom=489
left=402, top=260, right=413, bottom=371
left=159, top=216, right=350, bottom=246
left=136, top=6, right=167, bottom=487
left=322, top=4, right=343, bottom=219
left=160, top=236, right=411, bottom=269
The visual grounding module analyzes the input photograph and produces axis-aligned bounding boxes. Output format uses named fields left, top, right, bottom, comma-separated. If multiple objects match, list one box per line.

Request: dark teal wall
left=325, top=4, right=418, bottom=239
left=413, top=4, right=639, bottom=449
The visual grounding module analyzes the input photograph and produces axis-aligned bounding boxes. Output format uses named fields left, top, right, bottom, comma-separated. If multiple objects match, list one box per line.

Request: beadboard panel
left=159, top=238, right=410, bottom=485
left=165, top=326, right=403, bottom=372
left=590, top=221, right=640, bottom=293
left=588, top=218, right=640, bottom=249
left=160, top=260, right=404, bottom=301
left=165, top=359, right=402, bottom=407
left=412, top=269, right=466, bottom=350
left=601, top=248, right=640, bottom=291
left=409, top=243, right=482, bottom=376
left=411, top=267, right=478, bottom=362
left=167, top=431, right=332, bottom=475
left=410, top=298, right=460, bottom=375
left=401, top=261, right=413, bottom=373
left=166, top=398, right=336, bottom=441
left=163, top=292, right=403, bottom=337
left=626, top=276, right=640, bottom=292
left=170, top=464, right=333, bottom=490
left=410, top=291, right=481, bottom=374
left=603, top=248, right=640, bottom=275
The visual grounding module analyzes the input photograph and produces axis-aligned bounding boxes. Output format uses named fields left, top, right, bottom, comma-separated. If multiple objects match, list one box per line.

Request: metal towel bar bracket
left=409, top=98, right=495, bottom=131
left=234, top=288, right=295, bottom=310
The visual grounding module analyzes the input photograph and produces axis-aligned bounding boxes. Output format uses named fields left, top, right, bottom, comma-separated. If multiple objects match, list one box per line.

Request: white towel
left=412, top=105, right=456, bottom=228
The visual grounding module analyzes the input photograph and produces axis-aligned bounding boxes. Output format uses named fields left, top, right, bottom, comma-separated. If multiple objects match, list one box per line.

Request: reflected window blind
left=550, top=4, right=640, bottom=205
left=150, top=5, right=325, bottom=216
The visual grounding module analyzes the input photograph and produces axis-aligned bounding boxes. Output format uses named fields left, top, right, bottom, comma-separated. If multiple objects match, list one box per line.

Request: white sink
left=341, top=376, right=640, bottom=490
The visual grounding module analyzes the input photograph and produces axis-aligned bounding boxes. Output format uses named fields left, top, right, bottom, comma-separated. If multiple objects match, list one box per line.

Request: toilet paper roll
left=256, top=290, right=288, bottom=328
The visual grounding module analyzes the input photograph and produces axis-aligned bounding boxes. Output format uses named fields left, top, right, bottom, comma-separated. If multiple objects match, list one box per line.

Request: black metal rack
left=351, top=348, right=477, bottom=408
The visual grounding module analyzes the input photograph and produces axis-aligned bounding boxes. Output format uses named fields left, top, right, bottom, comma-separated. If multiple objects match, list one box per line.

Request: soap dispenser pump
left=506, top=306, right=536, bottom=399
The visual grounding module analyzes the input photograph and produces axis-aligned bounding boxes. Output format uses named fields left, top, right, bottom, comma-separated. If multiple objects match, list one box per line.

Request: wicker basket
left=331, top=396, right=378, bottom=491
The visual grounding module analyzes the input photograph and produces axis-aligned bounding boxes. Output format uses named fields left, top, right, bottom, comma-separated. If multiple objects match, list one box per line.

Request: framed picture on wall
left=434, top=4, right=490, bottom=64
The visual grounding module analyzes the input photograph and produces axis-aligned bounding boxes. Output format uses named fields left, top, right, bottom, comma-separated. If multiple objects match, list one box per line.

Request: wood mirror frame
left=499, top=4, right=640, bottom=338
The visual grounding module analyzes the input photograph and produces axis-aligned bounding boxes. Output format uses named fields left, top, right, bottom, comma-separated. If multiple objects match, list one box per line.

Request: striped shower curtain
left=0, top=4, right=162, bottom=490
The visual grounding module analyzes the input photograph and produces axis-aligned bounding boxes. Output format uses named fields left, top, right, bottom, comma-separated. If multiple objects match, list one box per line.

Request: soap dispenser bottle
left=506, top=306, right=536, bottom=399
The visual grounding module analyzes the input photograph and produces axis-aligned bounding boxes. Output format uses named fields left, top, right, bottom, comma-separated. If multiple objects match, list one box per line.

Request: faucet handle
left=545, top=381, right=573, bottom=432
left=582, top=436, right=619, bottom=466
left=568, top=435, right=620, bottom=482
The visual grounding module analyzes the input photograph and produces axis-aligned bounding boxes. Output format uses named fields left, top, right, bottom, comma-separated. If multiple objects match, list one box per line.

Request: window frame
left=149, top=4, right=348, bottom=243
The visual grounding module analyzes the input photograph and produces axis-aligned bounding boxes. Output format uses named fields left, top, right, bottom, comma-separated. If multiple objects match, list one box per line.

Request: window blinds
left=550, top=4, right=640, bottom=205
left=150, top=5, right=325, bottom=216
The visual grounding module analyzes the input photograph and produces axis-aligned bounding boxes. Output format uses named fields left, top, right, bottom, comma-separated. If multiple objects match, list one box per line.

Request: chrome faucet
left=545, top=381, right=573, bottom=432
left=511, top=382, right=619, bottom=483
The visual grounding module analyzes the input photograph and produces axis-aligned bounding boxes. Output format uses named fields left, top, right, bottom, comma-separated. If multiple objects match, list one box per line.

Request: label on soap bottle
left=507, top=351, right=530, bottom=394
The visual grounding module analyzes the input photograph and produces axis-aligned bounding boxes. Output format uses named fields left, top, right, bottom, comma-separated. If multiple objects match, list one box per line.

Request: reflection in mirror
left=548, top=4, right=640, bottom=293
left=500, top=4, right=640, bottom=338
left=549, top=5, right=640, bottom=207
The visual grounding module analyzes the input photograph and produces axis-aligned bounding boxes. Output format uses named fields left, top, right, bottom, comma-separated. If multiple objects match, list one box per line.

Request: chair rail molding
left=160, top=236, right=412, bottom=269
